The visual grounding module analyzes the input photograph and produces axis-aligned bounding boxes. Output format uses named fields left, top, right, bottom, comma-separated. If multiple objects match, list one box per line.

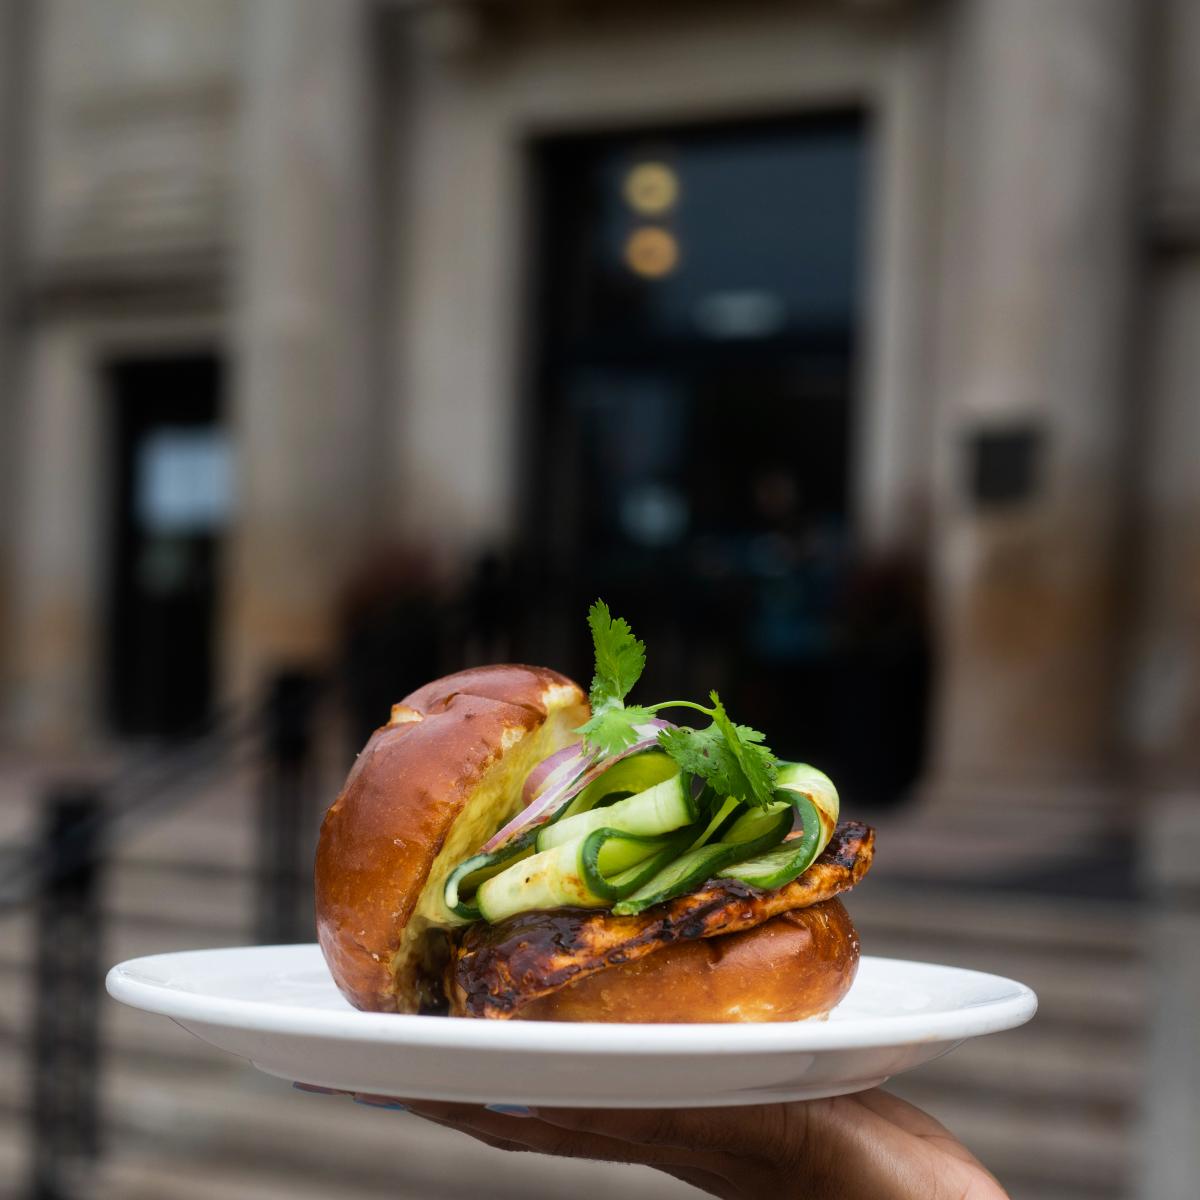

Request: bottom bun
left=515, top=898, right=860, bottom=1023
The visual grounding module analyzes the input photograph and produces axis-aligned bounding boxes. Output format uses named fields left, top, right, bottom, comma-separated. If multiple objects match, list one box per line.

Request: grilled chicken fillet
left=449, top=819, right=874, bottom=1019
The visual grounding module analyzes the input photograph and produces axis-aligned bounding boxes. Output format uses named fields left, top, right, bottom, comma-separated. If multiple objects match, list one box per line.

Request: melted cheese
left=391, top=703, right=583, bottom=1004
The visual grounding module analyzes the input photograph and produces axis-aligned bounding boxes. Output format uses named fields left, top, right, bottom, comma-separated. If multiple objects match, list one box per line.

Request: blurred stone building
left=0, top=2, right=1197, bottom=1197
left=2, top=0, right=1197, bottom=800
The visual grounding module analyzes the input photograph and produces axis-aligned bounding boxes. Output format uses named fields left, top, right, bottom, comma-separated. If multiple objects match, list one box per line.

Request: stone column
left=224, top=0, right=378, bottom=701
left=0, top=0, right=24, bottom=719
left=1135, top=258, right=1200, bottom=1200
left=1135, top=3, right=1200, bottom=1194
left=929, top=0, right=1144, bottom=787
left=4, top=328, right=106, bottom=745
left=1141, top=796, right=1200, bottom=1200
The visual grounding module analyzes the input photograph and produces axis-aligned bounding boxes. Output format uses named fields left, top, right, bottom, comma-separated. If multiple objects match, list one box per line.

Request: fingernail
left=353, top=1097, right=411, bottom=1112
left=292, top=1082, right=339, bottom=1095
left=485, top=1104, right=534, bottom=1117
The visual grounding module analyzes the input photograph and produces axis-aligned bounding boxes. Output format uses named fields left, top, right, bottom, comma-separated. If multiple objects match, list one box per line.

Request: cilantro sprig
left=579, top=601, right=654, bottom=747
left=576, top=600, right=779, bottom=809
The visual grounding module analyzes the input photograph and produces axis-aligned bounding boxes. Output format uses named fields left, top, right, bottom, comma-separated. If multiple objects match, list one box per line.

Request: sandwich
left=315, top=602, right=874, bottom=1021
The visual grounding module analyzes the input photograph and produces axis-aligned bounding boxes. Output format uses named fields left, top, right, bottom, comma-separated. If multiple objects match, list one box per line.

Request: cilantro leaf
left=585, top=599, right=645, bottom=712
left=657, top=693, right=777, bottom=809
left=575, top=604, right=779, bottom=803
left=576, top=703, right=656, bottom=756
left=656, top=724, right=730, bottom=788
left=578, top=600, right=650, bottom=753
left=705, top=691, right=777, bottom=808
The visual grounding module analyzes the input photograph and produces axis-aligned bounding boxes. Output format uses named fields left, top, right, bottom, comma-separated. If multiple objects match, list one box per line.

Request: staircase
left=0, top=765, right=1147, bottom=1200
left=848, top=881, right=1143, bottom=1200
left=0, top=760, right=698, bottom=1200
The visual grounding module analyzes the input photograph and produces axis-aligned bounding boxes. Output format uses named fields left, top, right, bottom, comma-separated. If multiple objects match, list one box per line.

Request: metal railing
left=6, top=669, right=329, bottom=1200
left=31, top=789, right=102, bottom=1200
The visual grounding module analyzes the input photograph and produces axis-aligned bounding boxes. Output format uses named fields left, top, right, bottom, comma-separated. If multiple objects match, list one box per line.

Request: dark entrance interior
left=104, top=354, right=228, bottom=738
left=521, top=113, right=929, bottom=808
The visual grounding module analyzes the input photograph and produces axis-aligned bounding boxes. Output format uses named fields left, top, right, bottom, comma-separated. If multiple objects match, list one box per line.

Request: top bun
left=314, top=665, right=589, bottom=1012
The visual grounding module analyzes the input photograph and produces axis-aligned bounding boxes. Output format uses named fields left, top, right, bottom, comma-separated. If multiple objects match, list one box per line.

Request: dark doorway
left=521, top=113, right=929, bottom=808
left=104, top=354, right=229, bottom=738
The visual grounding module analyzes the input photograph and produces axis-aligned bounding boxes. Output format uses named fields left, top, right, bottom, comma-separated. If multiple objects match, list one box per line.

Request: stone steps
left=107, top=860, right=257, bottom=931
left=0, top=1035, right=1134, bottom=1200
left=0, top=781, right=1146, bottom=1200
left=0, top=1120, right=28, bottom=1200
left=847, top=882, right=1143, bottom=1200
left=890, top=1080, right=1130, bottom=1199
left=90, top=1059, right=694, bottom=1200
left=848, top=883, right=1140, bottom=951
left=855, top=931, right=1143, bottom=1031
left=899, top=1020, right=1139, bottom=1103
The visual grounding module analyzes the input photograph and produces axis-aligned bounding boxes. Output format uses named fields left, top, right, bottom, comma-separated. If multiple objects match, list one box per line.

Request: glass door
left=522, top=113, right=929, bottom=807
left=104, top=354, right=229, bottom=738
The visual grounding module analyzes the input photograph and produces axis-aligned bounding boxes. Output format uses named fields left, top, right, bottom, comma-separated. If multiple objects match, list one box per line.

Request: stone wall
left=1136, top=3, right=1200, bottom=1196
left=2, top=0, right=239, bottom=743
left=0, top=0, right=1196, bottom=787
left=929, top=0, right=1144, bottom=785
left=24, top=0, right=238, bottom=278
left=222, top=0, right=378, bottom=701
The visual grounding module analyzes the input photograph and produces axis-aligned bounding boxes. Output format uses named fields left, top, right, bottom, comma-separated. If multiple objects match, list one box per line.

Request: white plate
left=107, top=945, right=1036, bottom=1107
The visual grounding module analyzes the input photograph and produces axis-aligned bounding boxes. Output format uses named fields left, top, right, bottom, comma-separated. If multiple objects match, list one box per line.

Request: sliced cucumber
left=475, top=820, right=701, bottom=921
left=610, top=844, right=731, bottom=915
left=687, top=794, right=743, bottom=851
left=443, top=832, right=536, bottom=923
left=718, top=793, right=822, bottom=890
left=580, top=827, right=692, bottom=901
left=721, top=800, right=791, bottom=846
left=775, top=761, right=839, bottom=850
left=589, top=829, right=667, bottom=876
left=612, top=804, right=793, bottom=915
left=537, top=762, right=693, bottom=851
left=471, top=761, right=840, bottom=922
left=476, top=838, right=607, bottom=921
left=551, top=750, right=679, bottom=825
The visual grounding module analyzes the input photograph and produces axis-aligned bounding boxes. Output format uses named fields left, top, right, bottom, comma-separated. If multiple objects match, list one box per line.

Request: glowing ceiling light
left=623, top=227, right=680, bottom=279
left=622, top=161, right=680, bottom=216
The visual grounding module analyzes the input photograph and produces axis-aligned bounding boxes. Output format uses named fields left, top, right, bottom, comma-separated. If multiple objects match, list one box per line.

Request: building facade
left=1, top=2, right=1199, bottom=1194
left=0, top=0, right=1196, bottom=804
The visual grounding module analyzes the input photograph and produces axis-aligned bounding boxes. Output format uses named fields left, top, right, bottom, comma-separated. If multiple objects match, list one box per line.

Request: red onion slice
left=521, top=741, right=592, bottom=806
left=483, top=718, right=675, bottom=852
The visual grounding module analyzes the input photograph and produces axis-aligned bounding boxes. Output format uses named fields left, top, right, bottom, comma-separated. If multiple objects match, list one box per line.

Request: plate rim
left=106, top=945, right=1038, bottom=1053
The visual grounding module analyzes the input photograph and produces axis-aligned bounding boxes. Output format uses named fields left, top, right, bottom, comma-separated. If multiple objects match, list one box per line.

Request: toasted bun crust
left=314, top=665, right=588, bottom=1012
left=514, top=900, right=860, bottom=1023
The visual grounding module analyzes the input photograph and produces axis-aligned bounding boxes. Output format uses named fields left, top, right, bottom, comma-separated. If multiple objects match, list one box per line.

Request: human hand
left=295, top=1084, right=1008, bottom=1200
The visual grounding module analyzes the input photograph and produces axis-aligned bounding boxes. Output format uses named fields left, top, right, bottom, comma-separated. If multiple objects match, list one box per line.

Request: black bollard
left=30, top=786, right=104, bottom=1200
left=258, top=671, right=320, bottom=945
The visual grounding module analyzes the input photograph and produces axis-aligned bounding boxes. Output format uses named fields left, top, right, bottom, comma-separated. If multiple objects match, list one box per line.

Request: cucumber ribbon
left=449, top=756, right=839, bottom=924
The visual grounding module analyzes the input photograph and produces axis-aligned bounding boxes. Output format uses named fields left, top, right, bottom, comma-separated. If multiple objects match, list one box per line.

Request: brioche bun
left=514, top=900, right=859, bottom=1023
left=314, top=665, right=589, bottom=1012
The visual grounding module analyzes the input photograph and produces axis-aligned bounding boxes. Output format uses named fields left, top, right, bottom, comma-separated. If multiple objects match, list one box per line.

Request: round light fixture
left=622, top=162, right=680, bottom=216
left=623, top=227, right=680, bottom=279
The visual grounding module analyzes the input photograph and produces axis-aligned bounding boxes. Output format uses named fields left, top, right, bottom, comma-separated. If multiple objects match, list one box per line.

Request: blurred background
left=0, top=0, right=1197, bottom=1197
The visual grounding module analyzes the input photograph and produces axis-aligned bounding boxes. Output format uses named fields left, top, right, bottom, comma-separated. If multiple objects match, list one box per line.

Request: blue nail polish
left=485, top=1104, right=534, bottom=1117
left=353, top=1097, right=411, bottom=1111
left=293, top=1082, right=339, bottom=1095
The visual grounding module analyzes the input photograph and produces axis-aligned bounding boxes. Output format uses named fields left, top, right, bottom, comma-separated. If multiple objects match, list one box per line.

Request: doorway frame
left=101, top=350, right=228, bottom=738
left=5, top=310, right=228, bottom=744
left=388, top=4, right=946, bottom=560
left=521, top=106, right=869, bottom=566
